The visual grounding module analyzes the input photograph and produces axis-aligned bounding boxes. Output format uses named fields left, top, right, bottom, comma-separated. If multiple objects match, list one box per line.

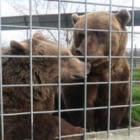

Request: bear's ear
left=116, top=9, right=131, bottom=27
left=33, top=32, right=48, bottom=42
left=33, top=32, right=43, bottom=39
left=10, top=40, right=27, bottom=54
left=71, top=14, right=79, bottom=24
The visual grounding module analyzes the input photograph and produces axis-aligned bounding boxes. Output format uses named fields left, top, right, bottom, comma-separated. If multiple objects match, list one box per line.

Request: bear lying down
left=0, top=32, right=91, bottom=140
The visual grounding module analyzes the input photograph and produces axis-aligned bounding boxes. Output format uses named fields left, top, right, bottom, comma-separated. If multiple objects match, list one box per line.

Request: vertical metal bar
left=0, top=0, right=4, bottom=139
left=128, top=0, right=135, bottom=136
left=107, top=0, right=112, bottom=138
left=84, top=0, right=87, bottom=139
left=29, top=0, right=34, bottom=140
left=58, top=0, right=61, bottom=140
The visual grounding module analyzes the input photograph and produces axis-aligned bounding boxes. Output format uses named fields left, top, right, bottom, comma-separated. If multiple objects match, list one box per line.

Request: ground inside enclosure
left=86, top=127, right=140, bottom=140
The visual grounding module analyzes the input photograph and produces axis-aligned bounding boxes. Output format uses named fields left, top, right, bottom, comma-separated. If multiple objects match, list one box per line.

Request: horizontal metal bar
left=0, top=25, right=133, bottom=32
left=56, top=133, right=83, bottom=139
left=87, top=104, right=140, bottom=111
left=3, top=112, right=31, bottom=116
left=2, top=24, right=140, bottom=34
left=2, top=81, right=140, bottom=88
left=131, top=104, right=140, bottom=107
left=2, top=55, right=140, bottom=59
left=2, top=103, right=140, bottom=117
left=87, top=81, right=130, bottom=85
left=0, top=25, right=129, bottom=32
left=132, top=81, right=140, bottom=83
left=1, top=24, right=58, bottom=30
left=2, top=80, right=140, bottom=88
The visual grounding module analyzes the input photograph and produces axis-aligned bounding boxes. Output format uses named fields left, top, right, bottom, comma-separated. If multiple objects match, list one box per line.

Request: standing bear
left=0, top=32, right=91, bottom=140
left=62, top=9, right=131, bottom=131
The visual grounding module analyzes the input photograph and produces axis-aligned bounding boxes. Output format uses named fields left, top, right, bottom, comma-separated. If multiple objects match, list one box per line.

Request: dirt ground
left=86, top=127, right=140, bottom=140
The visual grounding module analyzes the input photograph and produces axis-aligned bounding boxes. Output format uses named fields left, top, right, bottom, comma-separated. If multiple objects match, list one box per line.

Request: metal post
left=29, top=0, right=34, bottom=139
left=107, top=0, right=112, bottom=138
left=58, top=0, right=62, bottom=140
left=129, top=0, right=135, bottom=136
left=84, top=0, right=88, bottom=139
left=0, top=0, right=4, bottom=139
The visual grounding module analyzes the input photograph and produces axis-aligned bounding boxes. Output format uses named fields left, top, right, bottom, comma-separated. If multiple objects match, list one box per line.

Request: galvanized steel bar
left=2, top=80, right=140, bottom=88
left=84, top=0, right=88, bottom=139
left=107, top=0, right=112, bottom=138
left=128, top=0, right=135, bottom=136
left=2, top=24, right=140, bottom=33
left=58, top=0, right=62, bottom=139
left=1, top=55, right=140, bottom=59
left=2, top=55, right=140, bottom=59
left=57, top=133, right=83, bottom=139
left=2, top=103, right=140, bottom=117
left=29, top=0, right=34, bottom=139
left=0, top=0, right=4, bottom=139
left=0, top=80, right=135, bottom=87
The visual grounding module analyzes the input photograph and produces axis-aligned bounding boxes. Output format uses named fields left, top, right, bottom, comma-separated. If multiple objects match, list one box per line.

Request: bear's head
left=71, top=9, right=131, bottom=67
left=9, top=33, right=91, bottom=83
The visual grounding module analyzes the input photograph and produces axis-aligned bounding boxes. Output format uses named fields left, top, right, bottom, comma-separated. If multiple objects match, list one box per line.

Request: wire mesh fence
left=126, top=47, right=140, bottom=69
left=0, top=0, right=140, bottom=140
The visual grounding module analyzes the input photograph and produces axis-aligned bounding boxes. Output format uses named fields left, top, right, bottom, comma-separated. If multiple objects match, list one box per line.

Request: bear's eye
left=94, top=32, right=106, bottom=37
left=79, top=33, right=85, bottom=40
left=94, top=32, right=101, bottom=37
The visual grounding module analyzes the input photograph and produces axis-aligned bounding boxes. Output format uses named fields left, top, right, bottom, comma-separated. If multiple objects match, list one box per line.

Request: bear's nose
left=75, top=49, right=83, bottom=56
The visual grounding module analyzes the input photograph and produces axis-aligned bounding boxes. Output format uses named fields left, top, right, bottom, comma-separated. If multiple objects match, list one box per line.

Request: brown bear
left=0, top=32, right=91, bottom=140
left=62, top=9, right=131, bottom=131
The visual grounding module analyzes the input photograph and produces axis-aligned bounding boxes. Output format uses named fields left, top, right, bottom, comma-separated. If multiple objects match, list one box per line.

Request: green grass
left=131, top=70, right=140, bottom=123
left=132, top=106, right=140, bottom=123
left=132, top=84, right=140, bottom=104
left=133, top=70, right=140, bottom=80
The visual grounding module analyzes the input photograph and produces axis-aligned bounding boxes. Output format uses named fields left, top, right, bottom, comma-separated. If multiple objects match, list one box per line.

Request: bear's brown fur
left=0, top=32, right=91, bottom=140
left=62, top=9, right=131, bottom=131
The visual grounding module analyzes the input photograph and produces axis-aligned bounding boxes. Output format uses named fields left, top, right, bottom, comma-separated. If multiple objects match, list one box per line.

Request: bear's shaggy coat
left=0, top=33, right=91, bottom=140
left=62, top=10, right=131, bottom=131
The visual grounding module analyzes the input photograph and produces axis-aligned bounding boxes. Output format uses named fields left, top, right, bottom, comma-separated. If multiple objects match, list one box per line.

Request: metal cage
left=0, top=0, right=140, bottom=140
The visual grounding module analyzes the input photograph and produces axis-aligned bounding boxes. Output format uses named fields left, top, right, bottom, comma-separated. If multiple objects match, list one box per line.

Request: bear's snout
left=75, top=48, right=84, bottom=56
left=73, top=62, right=91, bottom=80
